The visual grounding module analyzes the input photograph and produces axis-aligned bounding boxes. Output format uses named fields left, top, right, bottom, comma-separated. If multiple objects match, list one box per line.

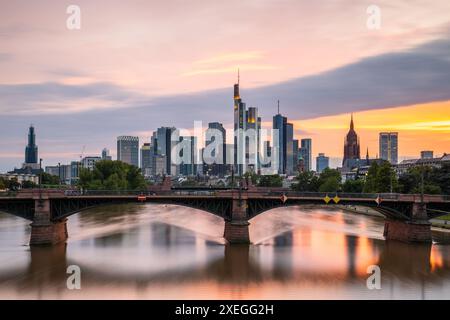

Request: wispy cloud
left=193, top=51, right=265, bottom=65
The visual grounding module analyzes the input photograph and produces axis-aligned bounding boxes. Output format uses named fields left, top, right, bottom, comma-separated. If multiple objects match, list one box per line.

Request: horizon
left=1, top=1, right=449, bottom=171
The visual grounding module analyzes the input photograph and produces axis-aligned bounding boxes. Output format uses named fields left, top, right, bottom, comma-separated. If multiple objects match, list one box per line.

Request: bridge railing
left=262, top=191, right=400, bottom=200
left=0, top=191, right=18, bottom=197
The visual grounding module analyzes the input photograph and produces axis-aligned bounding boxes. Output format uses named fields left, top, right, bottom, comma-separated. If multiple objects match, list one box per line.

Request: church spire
left=350, top=113, right=354, bottom=130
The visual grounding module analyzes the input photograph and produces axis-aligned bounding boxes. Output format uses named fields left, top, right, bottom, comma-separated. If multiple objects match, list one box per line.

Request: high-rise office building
left=273, top=103, right=287, bottom=174
left=25, top=125, right=38, bottom=165
left=286, top=123, right=294, bottom=175
left=101, top=148, right=112, bottom=160
left=155, top=127, right=177, bottom=175
left=245, top=107, right=261, bottom=173
left=179, top=136, right=198, bottom=176
left=379, top=132, right=398, bottom=164
left=233, top=71, right=247, bottom=175
left=343, top=114, right=360, bottom=169
left=117, top=136, right=139, bottom=167
left=300, top=138, right=312, bottom=172
left=140, top=142, right=152, bottom=173
left=293, top=139, right=299, bottom=174
left=316, top=153, right=329, bottom=173
left=205, top=122, right=227, bottom=177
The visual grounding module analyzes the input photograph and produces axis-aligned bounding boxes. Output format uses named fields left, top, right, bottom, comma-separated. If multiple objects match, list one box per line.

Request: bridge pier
left=223, top=198, right=250, bottom=244
left=30, top=199, right=68, bottom=246
left=383, top=203, right=432, bottom=243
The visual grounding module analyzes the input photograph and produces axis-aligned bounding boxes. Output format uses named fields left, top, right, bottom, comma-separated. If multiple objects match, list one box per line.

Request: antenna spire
left=238, top=68, right=240, bottom=85
left=277, top=100, right=280, bottom=114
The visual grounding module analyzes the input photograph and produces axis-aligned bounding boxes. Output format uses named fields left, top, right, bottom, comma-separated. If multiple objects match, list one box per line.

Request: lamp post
left=58, top=162, right=61, bottom=187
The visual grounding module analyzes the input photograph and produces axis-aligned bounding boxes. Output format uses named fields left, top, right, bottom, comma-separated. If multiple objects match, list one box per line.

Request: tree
left=342, top=179, right=365, bottom=193
left=79, top=160, right=147, bottom=190
left=291, top=171, right=320, bottom=191
left=258, top=174, right=283, bottom=187
left=375, top=161, right=398, bottom=193
left=21, top=180, right=37, bottom=189
left=363, top=161, right=398, bottom=193
left=0, top=177, right=7, bottom=190
left=41, top=172, right=60, bottom=185
left=363, top=162, right=379, bottom=193
left=430, top=163, right=450, bottom=195
left=243, top=171, right=258, bottom=185
left=317, top=168, right=342, bottom=192
left=399, top=165, right=441, bottom=194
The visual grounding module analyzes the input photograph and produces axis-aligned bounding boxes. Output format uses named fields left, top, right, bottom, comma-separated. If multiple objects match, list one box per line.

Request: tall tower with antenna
left=233, top=69, right=247, bottom=175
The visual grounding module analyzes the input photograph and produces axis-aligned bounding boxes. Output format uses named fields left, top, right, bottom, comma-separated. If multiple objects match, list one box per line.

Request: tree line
left=291, top=161, right=450, bottom=194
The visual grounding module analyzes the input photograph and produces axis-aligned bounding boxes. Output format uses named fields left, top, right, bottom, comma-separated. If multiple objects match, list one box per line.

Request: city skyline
left=1, top=1, right=450, bottom=171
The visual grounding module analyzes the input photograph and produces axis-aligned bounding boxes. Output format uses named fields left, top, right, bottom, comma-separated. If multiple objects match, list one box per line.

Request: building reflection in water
left=1, top=206, right=450, bottom=299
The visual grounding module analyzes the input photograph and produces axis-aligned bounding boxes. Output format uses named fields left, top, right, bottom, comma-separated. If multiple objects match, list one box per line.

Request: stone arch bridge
left=0, top=187, right=449, bottom=245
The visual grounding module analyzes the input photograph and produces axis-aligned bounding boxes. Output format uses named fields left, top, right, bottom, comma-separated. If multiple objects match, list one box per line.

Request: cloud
left=0, top=53, right=11, bottom=62
left=1, top=36, right=450, bottom=170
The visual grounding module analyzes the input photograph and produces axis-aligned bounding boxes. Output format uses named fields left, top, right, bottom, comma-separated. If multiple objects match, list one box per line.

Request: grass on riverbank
left=437, top=214, right=450, bottom=221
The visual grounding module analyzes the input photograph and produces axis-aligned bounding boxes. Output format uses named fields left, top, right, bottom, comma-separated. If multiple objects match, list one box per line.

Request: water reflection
left=0, top=204, right=450, bottom=299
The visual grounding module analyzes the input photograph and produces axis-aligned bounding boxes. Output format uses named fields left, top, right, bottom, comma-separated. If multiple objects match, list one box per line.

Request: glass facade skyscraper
left=379, top=132, right=398, bottom=164
left=300, top=138, right=312, bottom=172
left=117, top=136, right=139, bottom=167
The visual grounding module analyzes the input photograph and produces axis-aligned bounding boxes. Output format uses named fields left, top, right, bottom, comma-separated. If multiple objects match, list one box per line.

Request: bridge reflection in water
left=1, top=204, right=450, bottom=299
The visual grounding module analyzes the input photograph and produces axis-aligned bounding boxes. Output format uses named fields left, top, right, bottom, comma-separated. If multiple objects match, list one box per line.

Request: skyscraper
left=245, top=106, right=261, bottom=173
left=273, top=102, right=287, bottom=174
left=155, top=127, right=177, bottom=175
left=343, top=114, right=360, bottom=169
left=316, top=153, right=329, bottom=173
left=25, top=125, right=38, bottom=164
left=179, top=136, right=198, bottom=176
left=293, top=139, right=299, bottom=174
left=205, top=122, right=226, bottom=177
left=379, top=132, right=398, bottom=164
left=233, top=70, right=247, bottom=175
left=300, top=138, right=312, bottom=172
left=141, top=142, right=152, bottom=173
left=117, top=136, right=139, bottom=167
left=286, top=123, right=294, bottom=175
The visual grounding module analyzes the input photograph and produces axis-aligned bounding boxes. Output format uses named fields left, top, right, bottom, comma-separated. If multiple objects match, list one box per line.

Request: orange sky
left=292, top=101, right=450, bottom=161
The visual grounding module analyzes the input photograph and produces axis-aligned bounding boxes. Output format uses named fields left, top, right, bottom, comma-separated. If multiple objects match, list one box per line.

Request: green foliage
left=21, top=180, right=37, bottom=189
left=291, top=171, right=319, bottom=191
left=317, top=168, right=342, bottom=192
left=257, top=174, right=283, bottom=187
left=0, top=177, right=21, bottom=190
left=398, top=165, right=443, bottom=194
left=342, top=178, right=365, bottom=193
left=430, top=163, right=450, bottom=195
left=363, top=161, right=398, bottom=193
left=243, top=171, right=258, bottom=185
left=79, top=160, right=147, bottom=191
left=41, top=172, right=60, bottom=185
left=0, top=177, right=6, bottom=190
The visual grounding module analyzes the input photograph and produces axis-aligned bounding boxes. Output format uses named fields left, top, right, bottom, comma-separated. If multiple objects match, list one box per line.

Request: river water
left=0, top=204, right=450, bottom=299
